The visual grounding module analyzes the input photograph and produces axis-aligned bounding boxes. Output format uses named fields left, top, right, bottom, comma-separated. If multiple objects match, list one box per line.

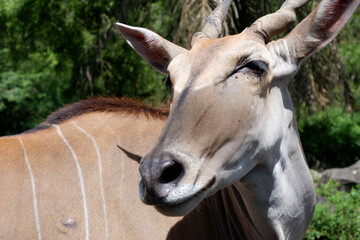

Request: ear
left=116, top=23, right=187, bottom=74
left=285, top=0, right=359, bottom=61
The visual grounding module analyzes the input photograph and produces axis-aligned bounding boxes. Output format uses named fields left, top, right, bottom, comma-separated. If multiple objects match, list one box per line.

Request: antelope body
left=1, top=0, right=359, bottom=239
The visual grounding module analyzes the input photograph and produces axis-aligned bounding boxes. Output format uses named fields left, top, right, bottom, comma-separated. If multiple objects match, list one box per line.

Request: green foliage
left=298, top=106, right=360, bottom=168
left=338, top=8, right=360, bottom=84
left=0, top=47, right=73, bottom=133
left=306, top=181, right=360, bottom=240
left=0, top=0, right=174, bottom=135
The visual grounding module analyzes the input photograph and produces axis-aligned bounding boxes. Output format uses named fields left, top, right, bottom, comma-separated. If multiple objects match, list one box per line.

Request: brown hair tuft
left=44, top=97, right=169, bottom=124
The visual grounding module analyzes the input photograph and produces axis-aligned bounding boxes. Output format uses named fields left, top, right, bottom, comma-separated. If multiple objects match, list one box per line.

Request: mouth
left=141, top=176, right=216, bottom=216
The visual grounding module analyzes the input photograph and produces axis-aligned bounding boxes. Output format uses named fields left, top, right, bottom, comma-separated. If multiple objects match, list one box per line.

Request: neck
left=235, top=137, right=315, bottom=239
left=207, top=94, right=315, bottom=240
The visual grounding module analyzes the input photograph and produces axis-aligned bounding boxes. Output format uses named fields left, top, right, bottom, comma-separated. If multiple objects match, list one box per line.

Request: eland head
left=117, top=0, right=359, bottom=216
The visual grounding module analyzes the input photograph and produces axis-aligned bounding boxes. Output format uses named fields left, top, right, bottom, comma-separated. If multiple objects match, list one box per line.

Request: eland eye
left=242, top=61, right=268, bottom=76
left=225, top=60, right=269, bottom=81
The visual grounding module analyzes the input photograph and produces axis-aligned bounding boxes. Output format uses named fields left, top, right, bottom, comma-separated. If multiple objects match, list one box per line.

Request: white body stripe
left=100, top=122, right=126, bottom=239
left=72, top=121, right=109, bottom=239
left=101, top=123, right=125, bottom=181
left=18, top=137, right=42, bottom=240
left=54, top=124, right=89, bottom=240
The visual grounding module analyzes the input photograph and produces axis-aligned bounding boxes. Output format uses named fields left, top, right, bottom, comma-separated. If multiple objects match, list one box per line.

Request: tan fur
left=1, top=111, right=177, bottom=239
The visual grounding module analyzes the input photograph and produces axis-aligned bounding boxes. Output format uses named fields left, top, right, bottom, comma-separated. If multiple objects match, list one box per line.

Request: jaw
left=139, top=175, right=217, bottom=216
left=154, top=190, right=207, bottom=216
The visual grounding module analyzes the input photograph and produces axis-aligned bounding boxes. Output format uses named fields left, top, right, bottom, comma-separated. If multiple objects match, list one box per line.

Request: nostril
left=159, top=160, right=184, bottom=184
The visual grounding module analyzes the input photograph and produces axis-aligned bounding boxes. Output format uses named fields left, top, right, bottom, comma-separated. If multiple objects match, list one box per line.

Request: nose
left=139, top=157, right=184, bottom=205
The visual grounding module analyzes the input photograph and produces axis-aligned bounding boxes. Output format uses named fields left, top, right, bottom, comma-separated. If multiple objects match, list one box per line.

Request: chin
left=154, top=191, right=207, bottom=216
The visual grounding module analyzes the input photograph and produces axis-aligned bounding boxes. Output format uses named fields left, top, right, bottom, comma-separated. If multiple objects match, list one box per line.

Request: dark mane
left=25, top=97, right=169, bottom=133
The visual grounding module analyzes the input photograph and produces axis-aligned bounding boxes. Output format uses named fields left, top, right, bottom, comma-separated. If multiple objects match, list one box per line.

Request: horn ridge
left=191, top=0, right=233, bottom=45
left=249, top=0, right=310, bottom=43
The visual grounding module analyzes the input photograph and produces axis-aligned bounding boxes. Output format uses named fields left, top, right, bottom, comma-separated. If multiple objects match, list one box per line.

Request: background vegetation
left=305, top=181, right=360, bottom=240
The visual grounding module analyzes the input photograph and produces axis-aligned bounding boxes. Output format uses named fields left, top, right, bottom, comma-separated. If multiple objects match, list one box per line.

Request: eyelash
left=229, top=60, right=268, bottom=78
left=243, top=61, right=268, bottom=75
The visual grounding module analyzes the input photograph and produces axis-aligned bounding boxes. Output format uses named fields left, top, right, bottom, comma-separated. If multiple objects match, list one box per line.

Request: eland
left=1, top=0, right=359, bottom=239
